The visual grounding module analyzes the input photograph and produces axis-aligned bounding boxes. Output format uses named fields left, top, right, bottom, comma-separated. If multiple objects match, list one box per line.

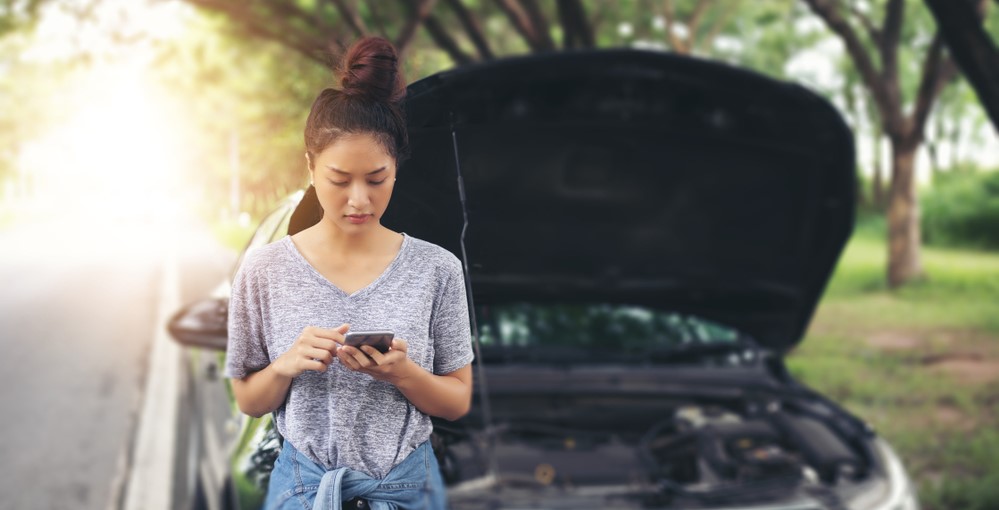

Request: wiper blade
left=635, top=339, right=760, bottom=363
left=480, top=345, right=596, bottom=364
left=479, top=340, right=760, bottom=365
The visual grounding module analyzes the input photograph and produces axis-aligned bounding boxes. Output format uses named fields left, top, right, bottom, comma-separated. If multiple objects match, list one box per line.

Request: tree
left=178, top=0, right=599, bottom=67
left=0, top=0, right=44, bottom=38
left=923, top=0, right=999, bottom=133
left=803, top=0, right=960, bottom=288
left=657, top=0, right=741, bottom=55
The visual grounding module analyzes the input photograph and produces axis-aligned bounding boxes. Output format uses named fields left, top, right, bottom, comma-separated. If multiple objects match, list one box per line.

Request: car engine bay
left=434, top=392, right=872, bottom=508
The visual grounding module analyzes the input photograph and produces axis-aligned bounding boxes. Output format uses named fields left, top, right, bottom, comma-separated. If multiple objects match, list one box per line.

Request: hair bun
left=338, top=36, right=406, bottom=104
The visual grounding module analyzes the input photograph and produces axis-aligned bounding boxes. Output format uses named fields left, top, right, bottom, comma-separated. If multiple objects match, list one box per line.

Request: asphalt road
left=0, top=210, right=233, bottom=510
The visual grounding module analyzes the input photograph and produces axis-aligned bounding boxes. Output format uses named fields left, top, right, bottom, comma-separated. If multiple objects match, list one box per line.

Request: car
left=168, top=48, right=919, bottom=510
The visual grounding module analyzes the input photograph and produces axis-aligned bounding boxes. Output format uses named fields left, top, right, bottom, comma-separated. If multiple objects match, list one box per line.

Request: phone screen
left=344, top=331, right=394, bottom=354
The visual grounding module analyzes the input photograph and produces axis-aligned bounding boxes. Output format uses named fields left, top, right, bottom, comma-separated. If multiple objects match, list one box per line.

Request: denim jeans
left=263, top=439, right=447, bottom=510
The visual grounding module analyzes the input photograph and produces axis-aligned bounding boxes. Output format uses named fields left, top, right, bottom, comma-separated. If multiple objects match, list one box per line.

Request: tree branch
left=880, top=0, right=903, bottom=79
left=367, top=0, right=389, bottom=37
left=924, top=0, right=999, bottom=133
left=329, top=0, right=368, bottom=37
left=422, top=11, right=476, bottom=65
left=518, top=0, right=556, bottom=51
left=688, top=0, right=711, bottom=38
left=396, top=0, right=438, bottom=57
left=444, top=0, right=494, bottom=59
left=697, top=0, right=739, bottom=54
left=877, top=0, right=905, bottom=131
left=263, top=0, right=340, bottom=41
left=846, top=3, right=882, bottom=47
left=662, top=0, right=688, bottom=53
left=494, top=0, right=542, bottom=51
left=804, top=0, right=898, bottom=133
left=911, top=32, right=959, bottom=143
left=556, top=0, right=594, bottom=49
left=184, top=0, right=338, bottom=66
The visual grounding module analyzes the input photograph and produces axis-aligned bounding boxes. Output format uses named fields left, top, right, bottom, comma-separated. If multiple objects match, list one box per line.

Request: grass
left=789, top=214, right=999, bottom=509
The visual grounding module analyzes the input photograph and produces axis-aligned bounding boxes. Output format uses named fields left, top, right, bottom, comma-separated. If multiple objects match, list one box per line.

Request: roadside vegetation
left=210, top=214, right=257, bottom=253
left=789, top=213, right=999, bottom=510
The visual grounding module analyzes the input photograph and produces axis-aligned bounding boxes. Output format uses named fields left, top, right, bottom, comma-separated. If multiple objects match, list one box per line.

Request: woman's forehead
left=317, top=134, right=395, bottom=172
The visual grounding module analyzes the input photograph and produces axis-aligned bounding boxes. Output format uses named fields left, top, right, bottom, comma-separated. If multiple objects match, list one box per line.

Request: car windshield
left=474, top=302, right=756, bottom=365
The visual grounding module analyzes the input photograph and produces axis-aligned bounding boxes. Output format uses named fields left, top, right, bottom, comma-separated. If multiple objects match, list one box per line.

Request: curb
left=119, top=247, right=182, bottom=510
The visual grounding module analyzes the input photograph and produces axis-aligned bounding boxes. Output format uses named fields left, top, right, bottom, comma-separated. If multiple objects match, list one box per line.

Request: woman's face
left=309, top=132, right=396, bottom=234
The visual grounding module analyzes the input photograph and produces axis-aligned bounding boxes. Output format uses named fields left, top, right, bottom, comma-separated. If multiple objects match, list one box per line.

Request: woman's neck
left=311, top=219, right=398, bottom=258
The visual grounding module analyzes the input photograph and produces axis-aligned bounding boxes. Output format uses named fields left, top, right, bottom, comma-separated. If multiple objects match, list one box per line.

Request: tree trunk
left=886, top=140, right=924, bottom=288
left=873, top=126, right=885, bottom=210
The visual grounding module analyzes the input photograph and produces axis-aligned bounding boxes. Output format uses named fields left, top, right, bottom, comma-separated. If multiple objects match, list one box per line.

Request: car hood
left=380, top=49, right=856, bottom=353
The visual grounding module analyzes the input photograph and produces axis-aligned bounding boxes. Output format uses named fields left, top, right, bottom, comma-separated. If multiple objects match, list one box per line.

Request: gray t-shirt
left=224, top=233, right=474, bottom=478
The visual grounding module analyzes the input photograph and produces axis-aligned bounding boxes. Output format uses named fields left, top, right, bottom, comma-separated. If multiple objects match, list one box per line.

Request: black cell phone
left=343, top=330, right=394, bottom=354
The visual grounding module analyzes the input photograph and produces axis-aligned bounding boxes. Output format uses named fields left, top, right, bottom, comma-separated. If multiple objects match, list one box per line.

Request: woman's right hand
left=273, top=323, right=350, bottom=378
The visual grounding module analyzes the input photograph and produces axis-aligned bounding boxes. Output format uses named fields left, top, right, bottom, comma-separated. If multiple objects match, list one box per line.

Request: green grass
left=789, top=214, right=999, bottom=509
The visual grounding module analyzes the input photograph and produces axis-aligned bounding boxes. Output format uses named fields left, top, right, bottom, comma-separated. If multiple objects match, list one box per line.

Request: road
left=0, top=209, right=233, bottom=510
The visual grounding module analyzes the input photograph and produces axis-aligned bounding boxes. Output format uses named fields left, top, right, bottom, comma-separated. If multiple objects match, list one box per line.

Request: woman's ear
left=305, top=152, right=314, bottom=186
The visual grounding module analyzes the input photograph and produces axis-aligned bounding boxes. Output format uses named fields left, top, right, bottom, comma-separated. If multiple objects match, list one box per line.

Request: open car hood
left=376, top=49, right=855, bottom=353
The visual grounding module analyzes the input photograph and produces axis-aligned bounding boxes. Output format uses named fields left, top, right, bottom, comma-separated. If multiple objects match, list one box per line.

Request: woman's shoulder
left=403, top=234, right=463, bottom=273
left=234, top=237, right=296, bottom=280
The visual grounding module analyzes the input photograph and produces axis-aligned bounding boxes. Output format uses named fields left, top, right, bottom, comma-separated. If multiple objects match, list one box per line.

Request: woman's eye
left=369, top=179, right=387, bottom=185
left=329, top=180, right=348, bottom=187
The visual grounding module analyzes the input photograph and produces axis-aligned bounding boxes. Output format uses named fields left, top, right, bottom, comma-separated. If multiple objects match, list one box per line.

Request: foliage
left=148, top=11, right=331, bottom=222
left=921, top=168, right=999, bottom=250
left=0, top=30, right=85, bottom=182
left=0, top=0, right=44, bottom=38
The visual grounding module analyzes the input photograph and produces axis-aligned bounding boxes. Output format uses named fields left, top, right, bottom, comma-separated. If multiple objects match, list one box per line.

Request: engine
left=434, top=398, right=868, bottom=508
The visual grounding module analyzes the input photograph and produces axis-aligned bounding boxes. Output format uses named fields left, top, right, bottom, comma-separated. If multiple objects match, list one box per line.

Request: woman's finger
left=337, top=349, right=360, bottom=370
left=360, top=346, right=385, bottom=365
left=307, top=347, right=334, bottom=364
left=339, top=346, right=374, bottom=370
left=307, top=337, right=338, bottom=353
left=302, top=358, right=328, bottom=372
left=390, top=338, right=408, bottom=353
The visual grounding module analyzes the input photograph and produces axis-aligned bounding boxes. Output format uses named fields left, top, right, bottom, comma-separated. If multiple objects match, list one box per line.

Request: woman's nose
left=347, top=181, right=369, bottom=209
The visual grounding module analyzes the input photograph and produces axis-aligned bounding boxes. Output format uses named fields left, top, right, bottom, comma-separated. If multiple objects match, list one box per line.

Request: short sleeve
left=224, top=262, right=271, bottom=379
left=430, top=257, right=475, bottom=375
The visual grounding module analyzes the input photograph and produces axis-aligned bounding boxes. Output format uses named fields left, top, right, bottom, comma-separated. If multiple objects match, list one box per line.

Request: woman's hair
left=304, top=36, right=409, bottom=168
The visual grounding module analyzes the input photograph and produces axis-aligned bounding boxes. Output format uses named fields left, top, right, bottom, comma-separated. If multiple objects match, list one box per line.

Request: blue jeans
left=263, top=439, right=447, bottom=510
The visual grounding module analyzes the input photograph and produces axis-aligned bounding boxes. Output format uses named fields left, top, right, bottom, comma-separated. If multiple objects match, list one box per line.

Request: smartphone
left=343, top=330, right=394, bottom=354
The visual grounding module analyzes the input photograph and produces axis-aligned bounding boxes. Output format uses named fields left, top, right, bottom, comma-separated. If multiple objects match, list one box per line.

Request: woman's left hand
left=335, top=338, right=415, bottom=384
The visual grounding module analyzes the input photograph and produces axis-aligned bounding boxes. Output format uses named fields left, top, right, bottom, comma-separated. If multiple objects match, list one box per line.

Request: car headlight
left=854, top=439, right=919, bottom=510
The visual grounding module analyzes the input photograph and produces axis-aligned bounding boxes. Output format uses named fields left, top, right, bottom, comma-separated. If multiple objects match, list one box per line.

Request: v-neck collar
left=282, top=233, right=410, bottom=299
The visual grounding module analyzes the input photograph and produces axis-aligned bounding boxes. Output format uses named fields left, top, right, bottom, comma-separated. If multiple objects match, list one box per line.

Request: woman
left=224, top=36, right=474, bottom=510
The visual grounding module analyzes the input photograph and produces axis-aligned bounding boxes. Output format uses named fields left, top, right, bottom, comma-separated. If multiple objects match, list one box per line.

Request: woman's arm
left=338, top=340, right=473, bottom=421
left=231, top=364, right=294, bottom=418
left=232, top=324, right=348, bottom=418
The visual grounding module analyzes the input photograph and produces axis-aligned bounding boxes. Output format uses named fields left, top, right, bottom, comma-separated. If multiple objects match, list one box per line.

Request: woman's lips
left=346, top=214, right=371, bottom=224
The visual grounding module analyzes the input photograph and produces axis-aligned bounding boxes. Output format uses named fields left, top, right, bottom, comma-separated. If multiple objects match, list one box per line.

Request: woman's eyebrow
left=327, top=166, right=387, bottom=175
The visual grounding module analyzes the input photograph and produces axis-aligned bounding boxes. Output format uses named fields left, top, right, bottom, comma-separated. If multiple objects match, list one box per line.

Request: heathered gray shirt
left=225, top=233, right=474, bottom=478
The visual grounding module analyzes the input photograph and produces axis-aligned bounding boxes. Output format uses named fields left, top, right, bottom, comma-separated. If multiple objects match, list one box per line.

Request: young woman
left=224, top=36, right=474, bottom=509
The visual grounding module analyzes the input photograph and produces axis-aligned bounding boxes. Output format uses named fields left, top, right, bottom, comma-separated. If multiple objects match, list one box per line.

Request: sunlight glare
left=19, top=62, right=186, bottom=229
